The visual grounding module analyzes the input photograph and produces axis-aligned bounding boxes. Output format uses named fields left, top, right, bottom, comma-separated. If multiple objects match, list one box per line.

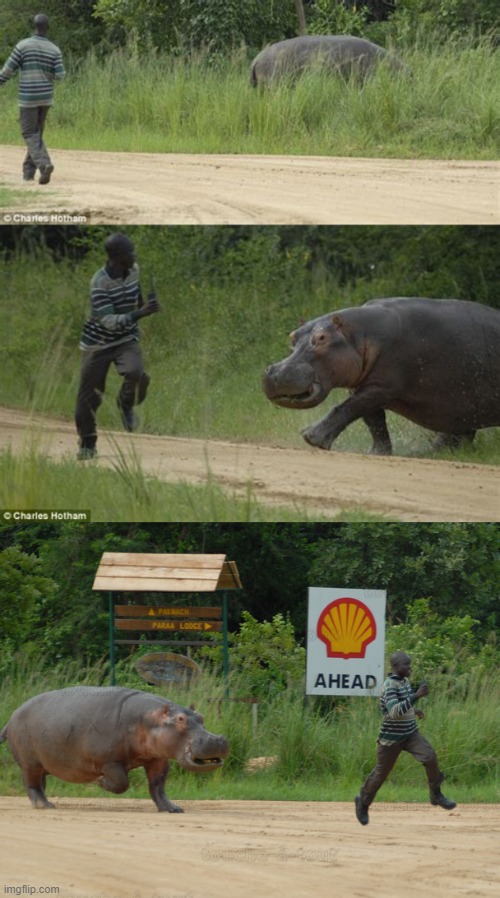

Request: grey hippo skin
left=263, top=298, right=500, bottom=455
left=250, top=35, right=408, bottom=85
left=0, top=686, right=229, bottom=812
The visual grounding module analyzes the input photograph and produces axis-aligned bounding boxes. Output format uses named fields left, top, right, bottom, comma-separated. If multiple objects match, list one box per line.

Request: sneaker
left=355, top=795, right=369, bottom=825
left=39, top=163, right=54, bottom=185
left=77, top=446, right=97, bottom=460
left=23, top=173, right=35, bottom=181
left=117, top=401, right=137, bottom=432
left=430, top=791, right=456, bottom=810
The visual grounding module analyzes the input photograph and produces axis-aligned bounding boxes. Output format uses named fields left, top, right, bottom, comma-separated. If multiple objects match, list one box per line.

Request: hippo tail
left=250, top=63, right=258, bottom=87
left=0, top=725, right=7, bottom=744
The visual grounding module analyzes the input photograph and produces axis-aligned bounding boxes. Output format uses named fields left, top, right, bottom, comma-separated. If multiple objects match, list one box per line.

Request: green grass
left=0, top=37, right=498, bottom=159
left=0, top=447, right=387, bottom=522
left=1, top=658, right=498, bottom=803
left=0, top=183, right=36, bottom=208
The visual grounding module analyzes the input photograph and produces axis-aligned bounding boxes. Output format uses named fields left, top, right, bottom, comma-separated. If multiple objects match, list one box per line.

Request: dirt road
left=0, top=797, right=498, bottom=898
left=1, top=146, right=498, bottom=224
left=1, top=407, right=499, bottom=521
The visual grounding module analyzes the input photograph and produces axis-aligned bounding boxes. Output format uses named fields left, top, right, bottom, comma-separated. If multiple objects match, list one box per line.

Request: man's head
left=33, top=14, right=50, bottom=35
left=104, top=233, right=136, bottom=276
left=390, top=652, right=412, bottom=679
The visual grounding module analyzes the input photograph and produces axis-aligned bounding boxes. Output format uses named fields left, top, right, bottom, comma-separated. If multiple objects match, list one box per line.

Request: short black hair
left=33, top=13, right=49, bottom=32
left=104, top=233, right=135, bottom=258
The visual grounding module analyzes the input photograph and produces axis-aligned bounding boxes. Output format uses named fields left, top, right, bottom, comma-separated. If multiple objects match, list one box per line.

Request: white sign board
left=306, top=588, right=386, bottom=696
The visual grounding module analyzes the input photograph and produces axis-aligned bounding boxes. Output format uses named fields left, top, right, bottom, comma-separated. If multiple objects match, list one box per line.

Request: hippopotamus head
left=145, top=701, right=229, bottom=773
left=263, top=312, right=365, bottom=409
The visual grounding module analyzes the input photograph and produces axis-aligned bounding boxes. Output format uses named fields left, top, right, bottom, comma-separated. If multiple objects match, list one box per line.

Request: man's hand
left=415, top=709, right=425, bottom=720
left=132, top=296, right=160, bottom=320
left=414, top=682, right=429, bottom=699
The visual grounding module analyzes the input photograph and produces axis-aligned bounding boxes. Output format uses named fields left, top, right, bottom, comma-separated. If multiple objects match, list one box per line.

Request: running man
left=75, top=233, right=160, bottom=460
left=355, top=652, right=456, bottom=825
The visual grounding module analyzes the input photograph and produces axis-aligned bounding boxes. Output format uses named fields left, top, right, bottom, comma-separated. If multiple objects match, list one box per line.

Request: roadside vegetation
left=0, top=35, right=498, bottom=159
left=1, top=602, right=498, bottom=802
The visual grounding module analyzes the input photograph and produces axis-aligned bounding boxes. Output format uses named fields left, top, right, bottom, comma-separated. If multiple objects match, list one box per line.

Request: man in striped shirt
left=355, top=651, right=456, bottom=825
left=0, top=14, right=65, bottom=183
left=75, top=233, right=160, bottom=460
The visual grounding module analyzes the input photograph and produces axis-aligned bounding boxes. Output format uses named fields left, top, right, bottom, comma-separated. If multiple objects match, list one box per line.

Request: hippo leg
left=363, top=410, right=393, bottom=455
left=24, top=767, right=55, bottom=809
left=144, top=758, right=184, bottom=813
left=302, top=388, right=393, bottom=451
left=97, top=761, right=129, bottom=794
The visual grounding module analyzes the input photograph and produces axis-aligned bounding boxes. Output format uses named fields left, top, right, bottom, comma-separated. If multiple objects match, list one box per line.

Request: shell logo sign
left=307, top=588, right=386, bottom=696
left=317, top=597, right=376, bottom=659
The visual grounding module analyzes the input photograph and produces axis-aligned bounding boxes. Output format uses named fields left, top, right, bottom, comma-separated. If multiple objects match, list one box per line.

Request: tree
left=309, top=524, right=499, bottom=630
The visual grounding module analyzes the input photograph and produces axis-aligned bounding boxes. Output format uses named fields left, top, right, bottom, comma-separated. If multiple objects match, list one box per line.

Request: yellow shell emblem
left=317, top=598, right=376, bottom=659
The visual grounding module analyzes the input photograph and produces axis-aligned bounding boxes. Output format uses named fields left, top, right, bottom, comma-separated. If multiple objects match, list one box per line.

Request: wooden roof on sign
left=91, top=552, right=242, bottom=592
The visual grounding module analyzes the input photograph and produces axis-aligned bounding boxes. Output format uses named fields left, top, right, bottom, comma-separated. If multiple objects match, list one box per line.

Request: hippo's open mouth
left=271, top=381, right=325, bottom=408
left=181, top=746, right=227, bottom=772
left=192, top=756, right=225, bottom=767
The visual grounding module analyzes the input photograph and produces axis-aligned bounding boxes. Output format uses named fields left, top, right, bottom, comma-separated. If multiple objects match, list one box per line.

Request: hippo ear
left=189, top=703, right=196, bottom=711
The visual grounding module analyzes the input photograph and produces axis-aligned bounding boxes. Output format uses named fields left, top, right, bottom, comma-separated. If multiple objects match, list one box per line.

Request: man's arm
left=0, top=47, right=22, bottom=84
left=52, top=50, right=65, bottom=81
left=385, top=680, right=426, bottom=719
left=90, top=291, right=159, bottom=331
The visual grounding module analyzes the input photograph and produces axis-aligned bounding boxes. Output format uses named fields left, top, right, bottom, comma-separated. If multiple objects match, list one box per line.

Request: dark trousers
left=360, top=730, right=443, bottom=805
left=19, top=106, right=51, bottom=177
left=75, top=341, right=147, bottom=449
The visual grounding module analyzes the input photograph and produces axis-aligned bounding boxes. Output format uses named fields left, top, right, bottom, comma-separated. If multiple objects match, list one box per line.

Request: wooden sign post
left=91, top=553, right=242, bottom=689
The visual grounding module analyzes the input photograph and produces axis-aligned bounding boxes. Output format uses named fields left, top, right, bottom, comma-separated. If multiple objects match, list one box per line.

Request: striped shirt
left=377, top=675, right=418, bottom=744
left=80, top=264, right=143, bottom=351
left=0, top=35, right=65, bottom=107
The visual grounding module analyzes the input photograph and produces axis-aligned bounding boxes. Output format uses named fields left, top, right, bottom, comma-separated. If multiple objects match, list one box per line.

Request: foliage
left=308, top=523, right=500, bottom=628
left=309, top=0, right=368, bottom=36
left=389, top=0, right=500, bottom=41
left=0, top=547, right=58, bottom=677
left=92, top=0, right=297, bottom=56
left=385, top=597, right=498, bottom=687
left=1, top=0, right=497, bottom=63
left=0, top=0, right=104, bottom=58
left=201, top=611, right=307, bottom=698
left=0, top=524, right=498, bottom=675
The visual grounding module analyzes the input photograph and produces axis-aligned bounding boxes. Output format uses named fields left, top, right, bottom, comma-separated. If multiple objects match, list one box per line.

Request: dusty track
left=1, top=407, right=499, bottom=521
left=0, top=797, right=498, bottom=898
left=1, top=146, right=499, bottom=224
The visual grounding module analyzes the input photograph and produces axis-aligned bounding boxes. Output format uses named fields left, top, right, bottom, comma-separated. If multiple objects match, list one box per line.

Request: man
left=75, top=233, right=160, bottom=461
left=0, top=13, right=65, bottom=184
left=355, top=651, right=456, bottom=825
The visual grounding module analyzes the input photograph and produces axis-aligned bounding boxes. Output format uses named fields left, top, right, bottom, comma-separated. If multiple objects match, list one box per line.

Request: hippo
left=0, top=686, right=228, bottom=812
left=262, top=298, right=500, bottom=455
left=250, top=35, right=408, bottom=86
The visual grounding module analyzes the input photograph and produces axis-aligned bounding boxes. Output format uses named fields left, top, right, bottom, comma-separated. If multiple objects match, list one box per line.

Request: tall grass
left=0, top=37, right=498, bottom=158
left=1, top=658, right=498, bottom=801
